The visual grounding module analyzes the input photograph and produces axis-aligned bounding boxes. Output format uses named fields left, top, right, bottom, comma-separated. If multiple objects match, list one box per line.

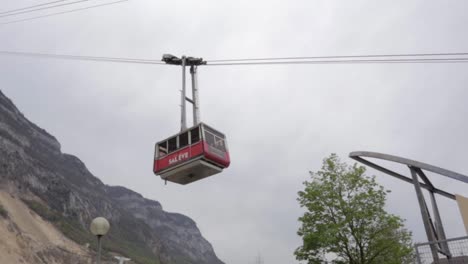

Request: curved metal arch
left=351, top=151, right=468, bottom=184
left=349, top=151, right=468, bottom=259
left=349, top=151, right=468, bottom=200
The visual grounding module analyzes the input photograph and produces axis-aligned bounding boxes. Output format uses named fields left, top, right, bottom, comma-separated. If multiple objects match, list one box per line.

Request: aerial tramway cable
left=205, top=57, right=468, bottom=66
left=0, top=0, right=129, bottom=25
left=0, top=0, right=104, bottom=19
left=0, top=0, right=70, bottom=15
left=0, top=50, right=164, bottom=65
left=206, top=52, right=468, bottom=63
left=1, top=50, right=468, bottom=66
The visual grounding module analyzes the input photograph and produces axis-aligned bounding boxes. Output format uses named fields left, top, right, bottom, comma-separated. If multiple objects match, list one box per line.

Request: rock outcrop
left=0, top=90, right=224, bottom=264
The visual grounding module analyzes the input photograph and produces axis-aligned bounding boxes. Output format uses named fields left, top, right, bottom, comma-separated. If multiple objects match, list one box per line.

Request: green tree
left=295, top=154, right=414, bottom=264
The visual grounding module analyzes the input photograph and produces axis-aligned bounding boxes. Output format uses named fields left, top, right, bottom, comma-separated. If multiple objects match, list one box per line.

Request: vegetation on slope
left=0, top=202, right=7, bottom=218
left=22, top=199, right=160, bottom=264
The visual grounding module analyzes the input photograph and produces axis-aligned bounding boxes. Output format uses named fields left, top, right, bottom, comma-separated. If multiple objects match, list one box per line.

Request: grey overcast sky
left=2, top=0, right=468, bottom=263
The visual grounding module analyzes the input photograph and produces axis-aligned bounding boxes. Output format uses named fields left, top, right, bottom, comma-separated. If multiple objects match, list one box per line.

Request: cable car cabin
left=154, top=123, right=230, bottom=185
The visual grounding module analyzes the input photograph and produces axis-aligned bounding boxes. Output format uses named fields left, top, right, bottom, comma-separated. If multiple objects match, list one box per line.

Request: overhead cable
left=207, top=52, right=468, bottom=63
left=0, top=0, right=102, bottom=19
left=206, top=57, right=468, bottom=66
left=0, top=0, right=129, bottom=26
left=0, top=50, right=165, bottom=65
left=0, top=0, right=69, bottom=15
left=1, top=50, right=468, bottom=66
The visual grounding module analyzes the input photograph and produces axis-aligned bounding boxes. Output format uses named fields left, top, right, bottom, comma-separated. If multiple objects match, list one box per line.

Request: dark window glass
left=158, top=142, right=168, bottom=157
left=203, top=124, right=227, bottom=153
left=168, top=137, right=177, bottom=152
left=205, top=132, right=215, bottom=146
left=204, top=131, right=226, bottom=154
left=191, top=127, right=200, bottom=143
left=214, top=136, right=226, bottom=152
left=203, top=125, right=225, bottom=139
left=179, top=132, right=189, bottom=148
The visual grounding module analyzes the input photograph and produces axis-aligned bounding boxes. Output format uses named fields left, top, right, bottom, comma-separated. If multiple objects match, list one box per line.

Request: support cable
left=0, top=0, right=70, bottom=15
left=207, top=52, right=468, bottom=63
left=2, top=51, right=468, bottom=66
left=0, top=0, right=129, bottom=26
left=0, top=50, right=165, bottom=65
left=0, top=0, right=103, bottom=19
left=206, top=57, right=468, bottom=66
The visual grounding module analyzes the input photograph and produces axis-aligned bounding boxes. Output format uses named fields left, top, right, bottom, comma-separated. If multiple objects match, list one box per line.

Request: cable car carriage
left=153, top=54, right=230, bottom=184
left=154, top=123, right=230, bottom=184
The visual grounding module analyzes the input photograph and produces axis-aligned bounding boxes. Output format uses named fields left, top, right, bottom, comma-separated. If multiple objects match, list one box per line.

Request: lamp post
left=114, top=256, right=131, bottom=264
left=90, top=217, right=110, bottom=264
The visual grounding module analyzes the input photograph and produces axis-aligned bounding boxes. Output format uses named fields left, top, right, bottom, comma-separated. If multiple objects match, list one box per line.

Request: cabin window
left=191, top=127, right=200, bottom=143
left=214, top=137, right=226, bottom=152
left=203, top=125, right=225, bottom=139
left=158, top=142, right=168, bottom=157
left=168, top=137, right=177, bottom=152
left=179, top=132, right=189, bottom=148
left=205, top=132, right=215, bottom=146
left=204, top=131, right=226, bottom=152
left=206, top=126, right=226, bottom=152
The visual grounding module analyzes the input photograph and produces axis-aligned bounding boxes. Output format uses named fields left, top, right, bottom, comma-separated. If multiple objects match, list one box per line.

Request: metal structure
left=349, top=151, right=468, bottom=262
left=154, top=55, right=230, bottom=185
left=161, top=54, right=206, bottom=131
left=415, top=236, right=468, bottom=264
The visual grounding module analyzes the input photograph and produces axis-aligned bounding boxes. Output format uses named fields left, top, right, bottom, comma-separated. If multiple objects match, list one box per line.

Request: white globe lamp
left=90, top=217, right=110, bottom=264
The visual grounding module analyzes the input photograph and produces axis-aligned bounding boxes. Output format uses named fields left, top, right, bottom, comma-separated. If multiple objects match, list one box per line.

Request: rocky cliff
left=0, top=89, right=224, bottom=264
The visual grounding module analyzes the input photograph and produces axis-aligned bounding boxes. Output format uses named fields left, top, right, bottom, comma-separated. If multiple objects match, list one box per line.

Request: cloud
left=2, top=0, right=468, bottom=263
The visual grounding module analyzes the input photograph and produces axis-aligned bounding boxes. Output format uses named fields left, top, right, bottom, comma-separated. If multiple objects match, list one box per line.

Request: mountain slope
left=0, top=90, right=224, bottom=264
left=0, top=190, right=92, bottom=263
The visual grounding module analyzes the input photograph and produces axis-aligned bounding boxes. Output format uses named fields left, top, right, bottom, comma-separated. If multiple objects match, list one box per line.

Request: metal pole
left=190, top=65, right=200, bottom=125
left=180, top=56, right=187, bottom=131
left=97, top=235, right=102, bottom=264
left=410, top=166, right=439, bottom=261
left=430, top=191, right=451, bottom=256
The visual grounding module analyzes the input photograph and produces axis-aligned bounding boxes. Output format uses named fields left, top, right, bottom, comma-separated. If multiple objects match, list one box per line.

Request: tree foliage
left=295, top=154, right=414, bottom=264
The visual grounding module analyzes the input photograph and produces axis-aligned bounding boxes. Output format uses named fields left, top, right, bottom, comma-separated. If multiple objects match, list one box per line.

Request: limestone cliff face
left=0, top=90, right=224, bottom=264
left=106, top=187, right=222, bottom=264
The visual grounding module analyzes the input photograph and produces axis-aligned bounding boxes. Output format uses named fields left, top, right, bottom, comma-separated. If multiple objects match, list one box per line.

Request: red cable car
left=153, top=123, right=230, bottom=184
left=153, top=54, right=230, bottom=184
